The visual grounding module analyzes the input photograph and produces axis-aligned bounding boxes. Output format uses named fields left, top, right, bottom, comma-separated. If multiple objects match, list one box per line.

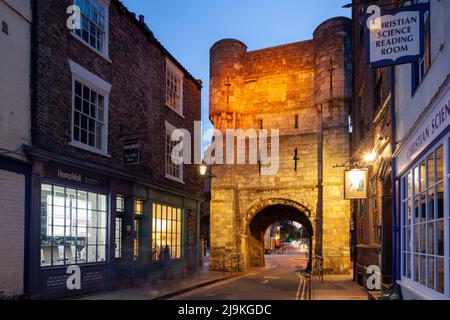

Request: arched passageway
left=247, top=204, right=313, bottom=270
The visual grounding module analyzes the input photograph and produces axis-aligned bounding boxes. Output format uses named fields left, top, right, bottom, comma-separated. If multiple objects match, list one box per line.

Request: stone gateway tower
left=209, top=17, right=353, bottom=274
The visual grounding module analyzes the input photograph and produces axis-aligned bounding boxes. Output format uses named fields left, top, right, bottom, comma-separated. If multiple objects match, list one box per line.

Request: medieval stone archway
left=243, top=199, right=314, bottom=269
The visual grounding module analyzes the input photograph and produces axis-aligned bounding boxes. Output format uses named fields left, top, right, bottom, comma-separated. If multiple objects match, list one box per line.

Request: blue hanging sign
left=364, top=3, right=429, bottom=68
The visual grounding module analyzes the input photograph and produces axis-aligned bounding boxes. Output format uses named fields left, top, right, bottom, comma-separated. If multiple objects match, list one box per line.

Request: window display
left=40, top=183, right=108, bottom=267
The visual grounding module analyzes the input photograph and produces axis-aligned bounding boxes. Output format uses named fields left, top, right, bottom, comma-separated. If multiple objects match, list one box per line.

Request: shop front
left=27, top=157, right=120, bottom=299
left=396, top=84, right=450, bottom=299
left=26, top=152, right=201, bottom=299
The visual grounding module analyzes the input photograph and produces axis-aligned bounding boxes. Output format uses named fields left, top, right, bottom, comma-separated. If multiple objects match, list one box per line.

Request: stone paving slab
left=311, top=275, right=368, bottom=300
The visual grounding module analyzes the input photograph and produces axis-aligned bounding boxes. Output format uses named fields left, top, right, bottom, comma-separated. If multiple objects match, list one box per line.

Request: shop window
left=40, top=184, right=107, bottom=267
left=73, top=0, right=109, bottom=57
left=400, top=136, right=449, bottom=298
left=152, top=203, right=183, bottom=261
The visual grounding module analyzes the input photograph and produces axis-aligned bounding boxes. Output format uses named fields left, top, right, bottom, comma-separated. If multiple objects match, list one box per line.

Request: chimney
left=139, top=15, right=145, bottom=24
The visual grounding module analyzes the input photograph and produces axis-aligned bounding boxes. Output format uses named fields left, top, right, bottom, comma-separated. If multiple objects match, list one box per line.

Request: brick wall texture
left=0, top=170, right=25, bottom=297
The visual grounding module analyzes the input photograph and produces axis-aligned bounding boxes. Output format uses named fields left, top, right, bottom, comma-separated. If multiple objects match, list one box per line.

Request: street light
left=199, top=163, right=208, bottom=176
left=363, top=149, right=377, bottom=163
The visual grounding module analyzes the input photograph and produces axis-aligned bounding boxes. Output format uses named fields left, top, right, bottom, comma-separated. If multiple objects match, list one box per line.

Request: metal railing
left=312, top=255, right=324, bottom=282
left=222, top=253, right=243, bottom=275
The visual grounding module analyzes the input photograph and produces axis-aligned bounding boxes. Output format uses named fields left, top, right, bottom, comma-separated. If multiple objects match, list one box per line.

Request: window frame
left=399, top=133, right=449, bottom=299
left=151, top=202, right=184, bottom=262
left=40, top=183, right=109, bottom=268
left=69, top=59, right=111, bottom=157
left=165, top=58, right=184, bottom=117
left=165, top=121, right=184, bottom=183
left=72, top=0, right=110, bottom=59
left=411, top=0, right=431, bottom=95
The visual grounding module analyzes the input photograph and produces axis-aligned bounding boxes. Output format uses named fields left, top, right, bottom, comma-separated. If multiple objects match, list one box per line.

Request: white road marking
left=263, top=277, right=279, bottom=279
left=295, top=278, right=303, bottom=300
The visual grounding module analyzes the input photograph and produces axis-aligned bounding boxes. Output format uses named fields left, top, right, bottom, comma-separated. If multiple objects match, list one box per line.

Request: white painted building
left=394, top=0, right=450, bottom=300
left=0, top=0, right=32, bottom=298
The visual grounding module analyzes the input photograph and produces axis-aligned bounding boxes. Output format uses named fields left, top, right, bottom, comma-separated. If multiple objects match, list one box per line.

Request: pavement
left=78, top=256, right=233, bottom=300
left=310, top=275, right=368, bottom=300
left=172, top=247, right=367, bottom=301
left=77, top=247, right=367, bottom=300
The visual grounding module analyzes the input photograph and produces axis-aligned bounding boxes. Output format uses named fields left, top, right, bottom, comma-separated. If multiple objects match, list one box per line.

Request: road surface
left=172, top=246, right=309, bottom=300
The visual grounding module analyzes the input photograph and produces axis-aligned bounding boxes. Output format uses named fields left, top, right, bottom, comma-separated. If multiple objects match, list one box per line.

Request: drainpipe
left=316, top=103, right=324, bottom=259
left=390, top=65, right=398, bottom=285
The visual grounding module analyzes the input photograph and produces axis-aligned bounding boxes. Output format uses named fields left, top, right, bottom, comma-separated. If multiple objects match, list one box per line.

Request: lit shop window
left=401, top=139, right=449, bottom=297
left=40, top=184, right=107, bottom=267
left=152, top=203, right=182, bottom=261
left=116, top=195, right=125, bottom=213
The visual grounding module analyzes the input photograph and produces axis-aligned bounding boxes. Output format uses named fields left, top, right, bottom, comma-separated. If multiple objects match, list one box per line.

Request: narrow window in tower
left=259, top=119, right=263, bottom=130
left=294, top=115, right=299, bottom=129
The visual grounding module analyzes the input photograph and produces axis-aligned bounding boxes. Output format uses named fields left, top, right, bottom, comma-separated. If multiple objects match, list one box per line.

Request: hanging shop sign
left=344, top=169, right=369, bottom=200
left=364, top=3, right=429, bottom=68
left=123, top=139, right=140, bottom=165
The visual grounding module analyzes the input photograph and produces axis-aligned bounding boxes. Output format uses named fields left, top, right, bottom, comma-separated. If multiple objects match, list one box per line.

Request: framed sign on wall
left=344, top=169, right=369, bottom=200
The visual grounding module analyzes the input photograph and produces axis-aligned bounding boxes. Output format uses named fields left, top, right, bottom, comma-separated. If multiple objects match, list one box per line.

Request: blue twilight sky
left=122, top=0, right=351, bottom=149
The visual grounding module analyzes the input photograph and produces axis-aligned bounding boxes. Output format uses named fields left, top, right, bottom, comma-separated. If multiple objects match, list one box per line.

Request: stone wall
left=209, top=17, right=353, bottom=273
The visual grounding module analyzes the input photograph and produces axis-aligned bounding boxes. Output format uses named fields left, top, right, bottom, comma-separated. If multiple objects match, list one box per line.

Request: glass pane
left=420, top=255, right=426, bottom=286
left=413, top=167, right=419, bottom=195
left=428, top=187, right=435, bottom=220
left=414, top=224, right=420, bottom=253
left=88, top=246, right=97, bottom=263
left=436, top=145, right=443, bottom=181
left=116, top=195, right=124, bottom=213
left=413, top=254, right=419, bottom=282
left=98, top=194, right=107, bottom=211
left=420, top=161, right=426, bottom=192
left=98, top=245, right=106, bottom=262
left=88, top=192, right=97, bottom=211
left=407, top=173, right=412, bottom=197
left=427, top=221, right=435, bottom=255
left=437, top=219, right=444, bottom=256
left=427, top=153, right=434, bottom=185
left=437, top=257, right=444, bottom=294
left=428, top=256, right=435, bottom=290
left=97, top=211, right=107, bottom=228
left=437, top=182, right=444, bottom=219
left=88, top=227, right=97, bottom=245
left=98, top=228, right=106, bottom=245
left=420, top=223, right=426, bottom=254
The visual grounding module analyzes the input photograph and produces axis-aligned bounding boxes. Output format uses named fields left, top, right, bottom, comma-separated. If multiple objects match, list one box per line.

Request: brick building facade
left=208, top=17, right=353, bottom=274
left=350, top=0, right=398, bottom=292
left=0, top=0, right=32, bottom=299
left=24, top=0, right=202, bottom=298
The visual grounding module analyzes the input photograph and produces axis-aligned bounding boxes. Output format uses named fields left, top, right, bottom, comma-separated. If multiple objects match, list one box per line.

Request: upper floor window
left=73, top=0, right=109, bottom=57
left=166, top=58, right=184, bottom=116
left=69, top=60, right=111, bottom=156
left=411, top=0, right=431, bottom=94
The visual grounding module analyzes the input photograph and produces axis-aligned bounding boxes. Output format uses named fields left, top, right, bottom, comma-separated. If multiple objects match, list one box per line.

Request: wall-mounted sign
left=123, top=139, right=140, bottom=165
left=344, top=169, right=368, bottom=200
left=364, top=3, right=429, bottom=68
left=397, top=86, right=449, bottom=174
left=45, top=163, right=109, bottom=189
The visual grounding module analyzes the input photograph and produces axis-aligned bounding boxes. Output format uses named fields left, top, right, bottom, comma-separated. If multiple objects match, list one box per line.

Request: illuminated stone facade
left=209, top=17, right=353, bottom=274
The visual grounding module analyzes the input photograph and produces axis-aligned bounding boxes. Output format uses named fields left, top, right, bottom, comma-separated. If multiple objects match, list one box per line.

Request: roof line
left=112, top=0, right=202, bottom=89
